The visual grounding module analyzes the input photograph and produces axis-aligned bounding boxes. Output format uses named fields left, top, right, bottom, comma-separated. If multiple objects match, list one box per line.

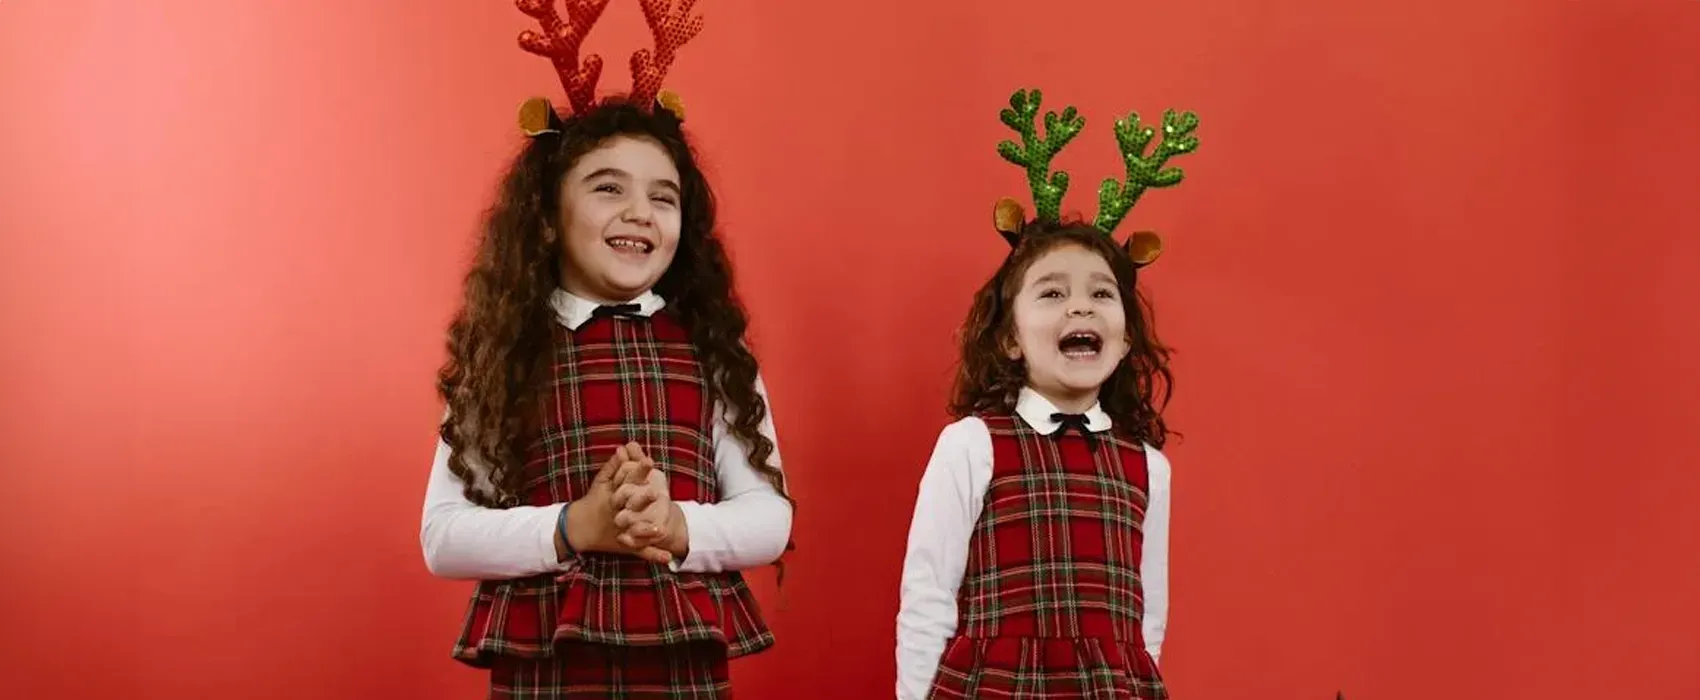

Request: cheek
left=1105, top=307, right=1128, bottom=334
left=1104, top=307, right=1131, bottom=351
left=564, top=207, right=607, bottom=246
left=1010, top=307, right=1056, bottom=352
left=657, top=220, right=682, bottom=253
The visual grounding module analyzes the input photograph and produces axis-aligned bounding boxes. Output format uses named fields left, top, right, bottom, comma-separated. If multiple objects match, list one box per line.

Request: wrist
left=564, top=499, right=599, bottom=554
left=664, top=503, right=690, bottom=557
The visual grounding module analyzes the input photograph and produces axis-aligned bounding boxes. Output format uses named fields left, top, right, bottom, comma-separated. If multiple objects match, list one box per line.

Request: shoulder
left=918, top=417, right=994, bottom=492
left=936, top=415, right=991, bottom=446
left=924, top=417, right=994, bottom=476
left=1141, top=443, right=1172, bottom=484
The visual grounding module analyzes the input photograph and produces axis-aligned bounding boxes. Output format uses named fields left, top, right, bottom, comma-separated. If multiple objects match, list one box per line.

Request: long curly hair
left=949, top=218, right=1175, bottom=448
left=436, top=98, right=788, bottom=515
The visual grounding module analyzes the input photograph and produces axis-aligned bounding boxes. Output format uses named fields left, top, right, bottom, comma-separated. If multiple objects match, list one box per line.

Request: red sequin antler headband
left=514, top=0, right=702, bottom=136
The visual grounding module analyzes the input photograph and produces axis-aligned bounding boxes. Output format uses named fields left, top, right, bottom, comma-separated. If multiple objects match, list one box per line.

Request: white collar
left=549, top=289, right=667, bottom=330
left=1014, top=386, right=1113, bottom=434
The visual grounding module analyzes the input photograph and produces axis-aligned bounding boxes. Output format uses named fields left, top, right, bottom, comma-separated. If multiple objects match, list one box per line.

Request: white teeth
left=1059, top=331, right=1102, bottom=358
left=609, top=239, right=651, bottom=253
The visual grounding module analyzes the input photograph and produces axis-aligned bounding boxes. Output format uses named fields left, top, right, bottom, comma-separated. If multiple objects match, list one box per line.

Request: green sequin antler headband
left=992, top=88, right=1200, bottom=267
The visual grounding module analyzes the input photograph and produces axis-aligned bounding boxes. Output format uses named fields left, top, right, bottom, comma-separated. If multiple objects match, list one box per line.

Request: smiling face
left=556, top=134, right=683, bottom=303
left=1006, top=243, right=1131, bottom=412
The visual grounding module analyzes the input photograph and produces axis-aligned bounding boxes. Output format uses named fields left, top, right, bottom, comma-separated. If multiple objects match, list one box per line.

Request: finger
left=612, top=460, right=652, bottom=487
left=617, top=526, right=663, bottom=548
left=638, top=456, right=663, bottom=482
left=611, top=482, right=643, bottom=510
left=616, top=510, right=661, bottom=534
left=594, top=453, right=620, bottom=484
left=624, top=441, right=646, bottom=462
left=613, top=483, right=663, bottom=513
left=623, top=489, right=659, bottom=513
left=594, top=444, right=631, bottom=484
left=614, top=502, right=667, bottom=536
left=637, top=545, right=673, bottom=565
left=625, top=483, right=658, bottom=511
left=624, top=460, right=655, bottom=486
left=641, top=500, right=668, bottom=526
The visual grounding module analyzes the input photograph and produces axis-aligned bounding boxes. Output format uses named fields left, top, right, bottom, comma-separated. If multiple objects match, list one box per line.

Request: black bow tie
left=1051, top=412, right=1096, bottom=444
left=589, top=303, right=642, bottom=321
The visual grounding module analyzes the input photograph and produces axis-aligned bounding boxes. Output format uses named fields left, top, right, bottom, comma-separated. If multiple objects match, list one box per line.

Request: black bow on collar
left=589, top=303, right=642, bottom=321
left=1050, top=412, right=1097, bottom=446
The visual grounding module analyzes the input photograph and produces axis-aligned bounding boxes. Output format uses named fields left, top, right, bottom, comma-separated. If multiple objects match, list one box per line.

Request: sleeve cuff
left=667, top=500, right=707, bottom=572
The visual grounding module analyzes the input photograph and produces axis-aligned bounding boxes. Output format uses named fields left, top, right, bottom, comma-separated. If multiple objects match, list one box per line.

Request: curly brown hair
left=949, top=218, right=1175, bottom=448
left=436, top=98, right=789, bottom=515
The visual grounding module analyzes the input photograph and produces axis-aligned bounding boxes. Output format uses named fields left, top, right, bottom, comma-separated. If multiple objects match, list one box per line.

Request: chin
left=1058, top=369, right=1115, bottom=393
left=1031, top=364, right=1110, bottom=395
left=1058, top=381, right=1109, bottom=397
left=601, top=267, right=662, bottom=292
left=603, top=281, right=658, bottom=300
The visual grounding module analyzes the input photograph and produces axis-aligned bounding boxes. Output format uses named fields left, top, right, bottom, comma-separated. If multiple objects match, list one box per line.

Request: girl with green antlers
left=896, top=88, right=1198, bottom=700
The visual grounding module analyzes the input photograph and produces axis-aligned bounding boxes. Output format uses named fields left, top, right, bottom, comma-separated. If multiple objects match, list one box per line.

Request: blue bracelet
left=556, top=505, right=576, bottom=559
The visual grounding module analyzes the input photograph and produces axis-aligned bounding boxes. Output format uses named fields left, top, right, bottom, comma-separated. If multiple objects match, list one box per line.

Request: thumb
left=594, top=448, right=623, bottom=484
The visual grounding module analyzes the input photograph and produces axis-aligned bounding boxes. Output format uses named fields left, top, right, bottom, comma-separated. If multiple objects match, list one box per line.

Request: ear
left=518, top=97, right=561, bottom=137
left=993, top=197, right=1026, bottom=247
left=1000, top=331, right=1023, bottom=361
left=1124, top=231, right=1163, bottom=267
left=656, top=90, right=686, bottom=121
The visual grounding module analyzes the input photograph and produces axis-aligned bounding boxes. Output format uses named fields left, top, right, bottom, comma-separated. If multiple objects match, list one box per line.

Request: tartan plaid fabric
left=454, top=311, right=774, bottom=669
left=488, top=642, right=730, bottom=699
left=927, top=414, right=1167, bottom=699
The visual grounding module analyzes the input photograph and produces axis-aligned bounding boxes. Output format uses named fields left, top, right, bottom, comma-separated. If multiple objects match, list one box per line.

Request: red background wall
left=3, top=1, right=1697, bottom=698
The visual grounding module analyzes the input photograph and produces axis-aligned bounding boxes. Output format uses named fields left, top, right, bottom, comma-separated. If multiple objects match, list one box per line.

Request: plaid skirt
left=488, top=642, right=731, bottom=699
left=927, top=637, right=1167, bottom=699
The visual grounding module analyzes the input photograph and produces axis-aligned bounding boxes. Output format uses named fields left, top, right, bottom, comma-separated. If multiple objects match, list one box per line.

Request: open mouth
left=606, top=236, right=655, bottom=255
left=1058, top=330, right=1103, bottom=358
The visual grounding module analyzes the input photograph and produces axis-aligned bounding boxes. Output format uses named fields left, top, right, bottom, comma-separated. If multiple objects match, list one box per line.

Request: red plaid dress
left=927, top=415, right=1167, bottom=699
left=452, top=311, right=773, bottom=698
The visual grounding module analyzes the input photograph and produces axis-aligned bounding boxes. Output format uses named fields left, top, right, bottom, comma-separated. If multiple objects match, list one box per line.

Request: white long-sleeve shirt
left=419, top=289, right=793, bottom=580
left=894, top=388, right=1171, bottom=700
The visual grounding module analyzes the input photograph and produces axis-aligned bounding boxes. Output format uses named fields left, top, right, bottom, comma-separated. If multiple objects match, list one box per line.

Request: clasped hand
left=564, top=442, right=685, bottom=566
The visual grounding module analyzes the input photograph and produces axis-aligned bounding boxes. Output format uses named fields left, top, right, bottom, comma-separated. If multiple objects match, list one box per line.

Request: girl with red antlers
left=418, top=1, right=791, bottom=697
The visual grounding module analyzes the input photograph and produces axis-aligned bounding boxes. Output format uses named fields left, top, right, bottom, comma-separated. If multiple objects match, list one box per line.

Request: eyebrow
left=1030, top=271, right=1116, bottom=286
left=581, top=167, right=680, bottom=194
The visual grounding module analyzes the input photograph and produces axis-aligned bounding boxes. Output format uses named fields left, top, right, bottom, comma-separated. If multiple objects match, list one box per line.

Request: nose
left=622, top=194, right=654, bottom=226
left=1066, top=298, right=1095, bottom=317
